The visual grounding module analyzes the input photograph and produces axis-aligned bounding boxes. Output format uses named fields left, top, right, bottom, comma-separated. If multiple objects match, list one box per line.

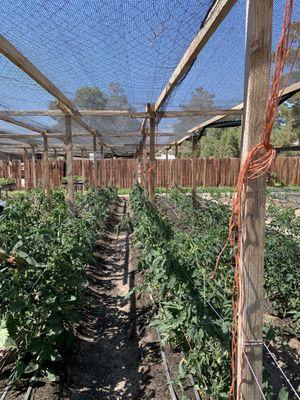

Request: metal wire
left=263, top=342, right=300, bottom=399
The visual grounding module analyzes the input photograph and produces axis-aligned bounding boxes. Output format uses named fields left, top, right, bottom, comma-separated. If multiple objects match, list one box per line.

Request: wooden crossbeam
left=165, top=81, right=300, bottom=149
left=137, top=0, right=237, bottom=156
left=0, top=108, right=243, bottom=118
left=155, top=0, right=237, bottom=111
left=0, top=131, right=191, bottom=139
left=0, top=35, right=107, bottom=148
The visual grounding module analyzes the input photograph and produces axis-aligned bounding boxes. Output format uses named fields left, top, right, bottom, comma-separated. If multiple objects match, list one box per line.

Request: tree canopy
left=49, top=83, right=139, bottom=133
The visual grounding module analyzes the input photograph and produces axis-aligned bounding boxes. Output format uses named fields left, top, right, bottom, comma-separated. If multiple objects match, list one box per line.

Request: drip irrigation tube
left=149, top=293, right=201, bottom=400
left=0, top=372, right=37, bottom=400
left=23, top=373, right=37, bottom=400
left=0, top=384, right=11, bottom=400
left=156, top=329, right=179, bottom=400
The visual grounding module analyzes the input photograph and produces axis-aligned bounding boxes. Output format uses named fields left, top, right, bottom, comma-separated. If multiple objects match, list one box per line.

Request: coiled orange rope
left=212, top=0, right=297, bottom=397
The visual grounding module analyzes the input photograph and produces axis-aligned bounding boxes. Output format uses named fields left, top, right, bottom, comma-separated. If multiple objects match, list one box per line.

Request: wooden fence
left=0, top=157, right=299, bottom=189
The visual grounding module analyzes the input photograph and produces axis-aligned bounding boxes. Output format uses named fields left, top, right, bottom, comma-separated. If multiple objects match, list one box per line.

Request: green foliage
left=199, top=127, right=241, bottom=158
left=48, top=83, right=139, bottom=132
left=0, top=187, right=116, bottom=381
left=62, top=175, right=84, bottom=184
left=0, top=177, right=16, bottom=187
left=130, top=184, right=233, bottom=398
left=130, top=185, right=299, bottom=398
left=173, top=87, right=215, bottom=133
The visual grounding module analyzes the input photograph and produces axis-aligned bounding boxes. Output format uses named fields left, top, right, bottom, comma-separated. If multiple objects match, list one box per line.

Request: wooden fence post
left=93, top=135, right=97, bottom=187
left=65, top=115, right=74, bottom=214
left=81, top=148, right=85, bottom=191
left=31, top=145, right=37, bottom=189
left=237, top=1, right=273, bottom=399
left=165, top=148, right=169, bottom=193
left=42, top=132, right=51, bottom=198
left=147, top=104, right=156, bottom=203
left=23, top=147, right=28, bottom=190
left=191, top=134, right=197, bottom=205
left=7, top=154, right=11, bottom=178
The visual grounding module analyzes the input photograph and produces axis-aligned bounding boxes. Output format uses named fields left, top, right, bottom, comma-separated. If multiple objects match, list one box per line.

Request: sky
left=0, top=0, right=299, bottom=148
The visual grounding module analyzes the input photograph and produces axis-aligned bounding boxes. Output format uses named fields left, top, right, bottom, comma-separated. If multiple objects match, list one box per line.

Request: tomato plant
left=0, top=187, right=116, bottom=381
left=130, top=184, right=299, bottom=399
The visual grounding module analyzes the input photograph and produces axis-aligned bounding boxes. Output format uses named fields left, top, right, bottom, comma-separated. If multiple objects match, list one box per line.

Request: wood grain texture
left=237, top=1, right=273, bottom=399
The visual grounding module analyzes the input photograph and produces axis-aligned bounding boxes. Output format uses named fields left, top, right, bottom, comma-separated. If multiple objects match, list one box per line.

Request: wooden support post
left=174, top=143, right=179, bottom=186
left=65, top=115, right=74, bottom=214
left=23, top=147, right=28, bottom=190
left=42, top=132, right=51, bottom=198
left=191, top=134, right=197, bottom=205
left=148, top=104, right=156, bottom=203
left=237, top=1, right=273, bottom=399
left=93, top=136, right=97, bottom=187
left=100, top=145, right=104, bottom=159
left=31, top=145, right=37, bottom=189
left=7, top=154, right=11, bottom=178
left=174, top=143, right=179, bottom=158
left=81, top=148, right=85, bottom=191
left=165, top=148, right=169, bottom=194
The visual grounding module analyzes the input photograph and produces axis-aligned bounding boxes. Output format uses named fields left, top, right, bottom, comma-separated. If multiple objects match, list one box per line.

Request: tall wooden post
left=65, top=115, right=74, bottom=214
left=7, top=154, right=11, bottom=178
left=31, top=145, right=37, bottom=189
left=191, top=134, right=197, bottom=205
left=174, top=143, right=179, bottom=186
left=81, top=148, right=85, bottom=190
left=93, top=136, right=97, bottom=187
left=147, top=104, right=156, bottom=203
left=23, top=147, right=28, bottom=190
left=43, top=132, right=51, bottom=198
left=237, top=1, right=273, bottom=399
left=165, top=148, right=169, bottom=193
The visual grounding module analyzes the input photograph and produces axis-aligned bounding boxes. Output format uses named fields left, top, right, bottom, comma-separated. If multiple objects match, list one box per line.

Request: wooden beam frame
left=42, top=132, right=50, bottom=198
left=65, top=115, right=74, bottom=215
left=0, top=108, right=243, bottom=118
left=31, top=144, right=37, bottom=188
left=236, top=1, right=273, bottom=399
left=155, top=0, right=237, bottom=111
left=0, top=35, right=107, bottom=148
left=165, top=81, right=300, bottom=149
left=147, top=104, right=156, bottom=203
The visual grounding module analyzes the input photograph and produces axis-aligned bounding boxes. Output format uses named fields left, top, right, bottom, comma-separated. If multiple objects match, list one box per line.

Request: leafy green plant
left=0, top=177, right=16, bottom=187
left=130, top=184, right=299, bottom=399
left=62, top=175, right=84, bottom=184
left=0, top=187, right=116, bottom=381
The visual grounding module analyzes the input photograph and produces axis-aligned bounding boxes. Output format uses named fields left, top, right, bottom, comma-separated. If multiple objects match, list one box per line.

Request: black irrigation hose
left=156, top=329, right=179, bottom=400
left=0, top=384, right=11, bottom=400
left=0, top=373, right=37, bottom=400
left=149, top=293, right=201, bottom=400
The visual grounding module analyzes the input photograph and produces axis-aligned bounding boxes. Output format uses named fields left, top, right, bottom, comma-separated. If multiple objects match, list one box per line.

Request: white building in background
left=156, top=154, right=175, bottom=160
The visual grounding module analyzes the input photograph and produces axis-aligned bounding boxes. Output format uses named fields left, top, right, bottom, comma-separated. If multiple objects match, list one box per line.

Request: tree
left=48, top=83, right=139, bottom=134
left=173, top=87, right=215, bottom=132
left=106, top=82, right=139, bottom=132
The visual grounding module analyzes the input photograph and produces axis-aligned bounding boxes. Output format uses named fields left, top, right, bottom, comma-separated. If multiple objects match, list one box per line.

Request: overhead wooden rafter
left=155, top=0, right=237, bottom=111
left=162, top=80, right=300, bottom=151
left=136, top=0, right=237, bottom=156
left=0, top=108, right=243, bottom=118
left=0, top=34, right=107, bottom=148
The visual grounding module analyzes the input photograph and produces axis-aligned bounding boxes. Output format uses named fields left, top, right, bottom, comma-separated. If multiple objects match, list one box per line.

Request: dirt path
left=1, top=196, right=169, bottom=400
left=60, top=197, right=169, bottom=400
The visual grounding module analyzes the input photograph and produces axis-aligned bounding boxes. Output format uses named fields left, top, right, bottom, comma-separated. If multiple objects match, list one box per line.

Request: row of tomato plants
left=0, top=187, right=116, bottom=381
left=130, top=184, right=299, bottom=399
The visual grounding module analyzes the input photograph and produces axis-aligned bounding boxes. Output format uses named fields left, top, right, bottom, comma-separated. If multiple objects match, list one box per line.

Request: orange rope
left=212, top=1, right=296, bottom=397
